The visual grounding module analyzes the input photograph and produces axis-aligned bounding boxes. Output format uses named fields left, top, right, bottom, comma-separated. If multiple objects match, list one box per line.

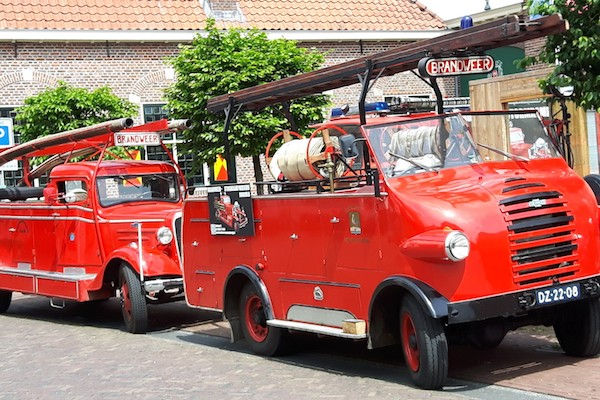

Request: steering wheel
left=305, top=124, right=354, bottom=179
left=265, top=130, right=303, bottom=180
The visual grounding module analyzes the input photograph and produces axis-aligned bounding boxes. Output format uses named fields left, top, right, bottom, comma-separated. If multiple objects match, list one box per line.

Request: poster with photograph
left=207, top=184, right=255, bottom=236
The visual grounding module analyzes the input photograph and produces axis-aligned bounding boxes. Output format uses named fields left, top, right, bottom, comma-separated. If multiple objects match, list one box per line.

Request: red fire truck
left=181, top=14, right=600, bottom=389
left=0, top=118, right=189, bottom=333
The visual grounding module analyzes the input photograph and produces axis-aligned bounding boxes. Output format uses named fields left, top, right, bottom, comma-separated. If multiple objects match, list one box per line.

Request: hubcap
left=120, top=283, right=132, bottom=317
left=401, top=312, right=420, bottom=372
left=245, top=294, right=268, bottom=343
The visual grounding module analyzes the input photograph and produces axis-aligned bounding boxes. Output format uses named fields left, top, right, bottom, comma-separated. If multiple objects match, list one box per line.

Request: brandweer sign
left=418, top=55, right=495, bottom=77
left=114, top=132, right=161, bottom=146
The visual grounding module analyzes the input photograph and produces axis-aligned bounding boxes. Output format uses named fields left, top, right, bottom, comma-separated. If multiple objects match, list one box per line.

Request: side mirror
left=64, top=188, right=88, bottom=203
left=339, top=134, right=358, bottom=158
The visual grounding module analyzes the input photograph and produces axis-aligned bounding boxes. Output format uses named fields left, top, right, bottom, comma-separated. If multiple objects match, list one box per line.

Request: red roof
left=0, top=0, right=444, bottom=32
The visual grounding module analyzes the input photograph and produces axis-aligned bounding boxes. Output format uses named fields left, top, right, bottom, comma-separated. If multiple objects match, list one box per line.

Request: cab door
left=52, top=179, right=102, bottom=270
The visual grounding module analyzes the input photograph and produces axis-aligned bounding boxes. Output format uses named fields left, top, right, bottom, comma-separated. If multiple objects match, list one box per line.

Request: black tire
left=118, top=265, right=148, bottom=334
left=239, top=283, right=287, bottom=356
left=584, top=174, right=600, bottom=204
left=399, top=296, right=448, bottom=389
left=0, top=290, right=12, bottom=313
left=554, top=297, right=600, bottom=357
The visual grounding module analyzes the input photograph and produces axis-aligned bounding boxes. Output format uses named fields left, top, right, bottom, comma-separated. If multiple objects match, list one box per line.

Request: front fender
left=104, top=246, right=182, bottom=278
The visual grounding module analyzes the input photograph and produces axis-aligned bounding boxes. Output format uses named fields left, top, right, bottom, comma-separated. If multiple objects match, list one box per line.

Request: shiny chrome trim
left=287, top=305, right=356, bottom=328
left=0, top=205, right=94, bottom=212
left=267, top=319, right=367, bottom=339
left=0, top=215, right=95, bottom=223
left=172, top=211, right=182, bottom=265
left=0, top=267, right=96, bottom=281
left=279, top=277, right=360, bottom=288
left=143, top=277, right=183, bottom=292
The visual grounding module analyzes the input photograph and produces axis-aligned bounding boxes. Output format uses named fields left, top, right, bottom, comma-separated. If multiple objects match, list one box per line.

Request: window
left=142, top=104, right=203, bottom=187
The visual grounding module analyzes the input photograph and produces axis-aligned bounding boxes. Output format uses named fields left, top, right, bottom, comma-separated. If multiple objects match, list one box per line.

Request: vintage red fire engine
left=180, top=14, right=600, bottom=389
left=0, top=118, right=189, bottom=333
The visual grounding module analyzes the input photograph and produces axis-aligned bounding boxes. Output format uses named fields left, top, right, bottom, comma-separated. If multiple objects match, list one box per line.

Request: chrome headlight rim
left=156, top=226, right=173, bottom=245
left=444, top=230, right=470, bottom=261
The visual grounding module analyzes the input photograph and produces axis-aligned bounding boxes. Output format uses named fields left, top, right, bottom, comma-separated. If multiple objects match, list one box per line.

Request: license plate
left=535, top=283, right=581, bottom=306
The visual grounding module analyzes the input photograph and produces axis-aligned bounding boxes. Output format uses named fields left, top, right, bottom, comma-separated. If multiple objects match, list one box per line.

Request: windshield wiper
left=388, top=151, right=437, bottom=173
left=476, top=142, right=529, bottom=163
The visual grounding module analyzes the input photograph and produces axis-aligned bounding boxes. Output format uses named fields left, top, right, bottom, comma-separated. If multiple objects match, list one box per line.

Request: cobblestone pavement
left=0, top=294, right=582, bottom=400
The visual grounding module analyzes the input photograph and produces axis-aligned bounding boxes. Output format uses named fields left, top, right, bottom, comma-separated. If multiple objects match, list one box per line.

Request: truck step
left=267, top=319, right=367, bottom=339
left=0, top=266, right=96, bottom=282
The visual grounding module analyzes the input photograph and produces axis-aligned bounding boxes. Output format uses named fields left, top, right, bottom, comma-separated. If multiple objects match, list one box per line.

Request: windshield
left=364, top=110, right=561, bottom=178
left=97, top=173, right=180, bottom=207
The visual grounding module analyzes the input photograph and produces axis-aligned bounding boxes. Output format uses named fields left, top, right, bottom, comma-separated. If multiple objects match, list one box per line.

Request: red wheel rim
left=120, top=283, right=132, bottom=317
left=245, top=294, right=268, bottom=342
left=401, top=312, right=420, bottom=372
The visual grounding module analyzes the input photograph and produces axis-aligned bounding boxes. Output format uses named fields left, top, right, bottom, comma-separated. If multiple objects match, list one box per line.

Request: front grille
left=499, top=184, right=579, bottom=286
left=173, top=215, right=182, bottom=262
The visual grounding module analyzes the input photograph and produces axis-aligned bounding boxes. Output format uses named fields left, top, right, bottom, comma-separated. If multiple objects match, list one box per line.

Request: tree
left=166, top=20, right=329, bottom=187
left=520, top=0, right=600, bottom=110
left=16, top=82, right=138, bottom=143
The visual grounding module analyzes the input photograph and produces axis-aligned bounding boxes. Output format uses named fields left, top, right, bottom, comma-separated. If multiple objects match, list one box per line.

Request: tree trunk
left=252, top=154, right=264, bottom=195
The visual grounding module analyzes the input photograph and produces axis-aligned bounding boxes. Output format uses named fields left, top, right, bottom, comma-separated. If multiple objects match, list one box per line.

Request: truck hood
left=385, top=158, right=600, bottom=300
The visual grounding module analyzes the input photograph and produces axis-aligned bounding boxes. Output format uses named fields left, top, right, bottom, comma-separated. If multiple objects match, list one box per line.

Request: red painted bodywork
left=0, top=159, right=183, bottom=302
left=182, top=112, right=600, bottom=331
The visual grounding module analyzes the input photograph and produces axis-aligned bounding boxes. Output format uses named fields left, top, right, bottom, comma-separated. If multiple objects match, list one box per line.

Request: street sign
left=418, top=55, right=495, bottom=77
left=114, top=132, right=160, bottom=146
left=0, top=118, right=15, bottom=149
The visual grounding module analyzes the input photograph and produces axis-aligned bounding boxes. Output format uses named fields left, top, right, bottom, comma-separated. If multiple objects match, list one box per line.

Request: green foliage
left=15, top=82, right=138, bottom=143
left=165, top=19, right=329, bottom=168
left=519, top=0, right=600, bottom=109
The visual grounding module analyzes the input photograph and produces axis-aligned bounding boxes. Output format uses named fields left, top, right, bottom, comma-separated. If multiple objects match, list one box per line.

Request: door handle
left=8, top=227, right=15, bottom=233
left=290, top=233, right=298, bottom=240
left=51, top=213, right=60, bottom=217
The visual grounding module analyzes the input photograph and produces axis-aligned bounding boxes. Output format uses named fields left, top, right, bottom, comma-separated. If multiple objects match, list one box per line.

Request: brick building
left=0, top=0, right=450, bottom=186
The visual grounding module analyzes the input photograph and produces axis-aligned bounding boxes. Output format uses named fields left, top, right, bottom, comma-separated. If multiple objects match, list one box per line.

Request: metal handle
left=51, top=213, right=60, bottom=217
left=330, top=217, right=340, bottom=224
left=192, top=241, right=199, bottom=247
left=8, top=227, right=15, bottom=233
left=290, top=233, right=298, bottom=240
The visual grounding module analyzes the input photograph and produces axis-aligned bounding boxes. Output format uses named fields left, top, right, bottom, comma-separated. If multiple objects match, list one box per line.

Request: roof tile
left=0, top=0, right=444, bottom=32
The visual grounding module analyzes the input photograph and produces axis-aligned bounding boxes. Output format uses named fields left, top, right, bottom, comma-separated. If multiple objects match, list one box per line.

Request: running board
left=0, top=266, right=96, bottom=281
left=267, top=319, right=367, bottom=339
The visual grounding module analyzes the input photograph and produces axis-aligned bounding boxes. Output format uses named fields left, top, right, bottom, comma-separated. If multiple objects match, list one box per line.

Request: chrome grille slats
left=498, top=180, right=579, bottom=287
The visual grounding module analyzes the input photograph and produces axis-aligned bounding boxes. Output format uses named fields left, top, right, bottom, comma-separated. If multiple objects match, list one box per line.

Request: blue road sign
left=0, top=118, right=14, bottom=148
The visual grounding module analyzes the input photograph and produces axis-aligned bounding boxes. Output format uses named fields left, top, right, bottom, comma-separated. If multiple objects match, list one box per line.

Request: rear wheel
left=399, top=296, right=448, bottom=389
left=239, top=283, right=287, bottom=356
left=118, top=265, right=148, bottom=334
left=0, top=290, right=12, bottom=313
left=554, top=297, right=600, bottom=357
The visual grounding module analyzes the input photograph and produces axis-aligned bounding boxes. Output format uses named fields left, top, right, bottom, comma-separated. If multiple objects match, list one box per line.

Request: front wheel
left=239, top=284, right=287, bottom=356
left=400, top=296, right=448, bottom=389
left=554, top=297, right=600, bottom=357
left=118, top=265, right=148, bottom=334
left=0, top=290, right=12, bottom=313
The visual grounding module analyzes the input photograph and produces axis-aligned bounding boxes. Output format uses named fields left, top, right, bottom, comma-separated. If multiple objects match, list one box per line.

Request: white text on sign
left=114, top=132, right=161, bottom=146
left=418, top=55, right=495, bottom=77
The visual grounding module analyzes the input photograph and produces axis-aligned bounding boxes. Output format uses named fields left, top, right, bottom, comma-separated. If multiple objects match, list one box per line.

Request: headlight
left=445, top=231, right=470, bottom=261
left=156, top=226, right=173, bottom=245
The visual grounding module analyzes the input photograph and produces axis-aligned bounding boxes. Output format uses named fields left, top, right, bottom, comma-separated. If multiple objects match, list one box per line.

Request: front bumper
left=447, top=276, right=600, bottom=325
left=144, top=277, right=184, bottom=294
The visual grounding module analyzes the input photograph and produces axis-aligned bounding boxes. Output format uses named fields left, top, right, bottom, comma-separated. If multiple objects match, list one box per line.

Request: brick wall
left=523, top=37, right=550, bottom=71
left=0, top=39, right=454, bottom=186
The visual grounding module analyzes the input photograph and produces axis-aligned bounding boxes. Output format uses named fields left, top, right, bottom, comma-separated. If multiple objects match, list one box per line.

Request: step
left=267, top=319, right=367, bottom=339
left=0, top=266, right=96, bottom=282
